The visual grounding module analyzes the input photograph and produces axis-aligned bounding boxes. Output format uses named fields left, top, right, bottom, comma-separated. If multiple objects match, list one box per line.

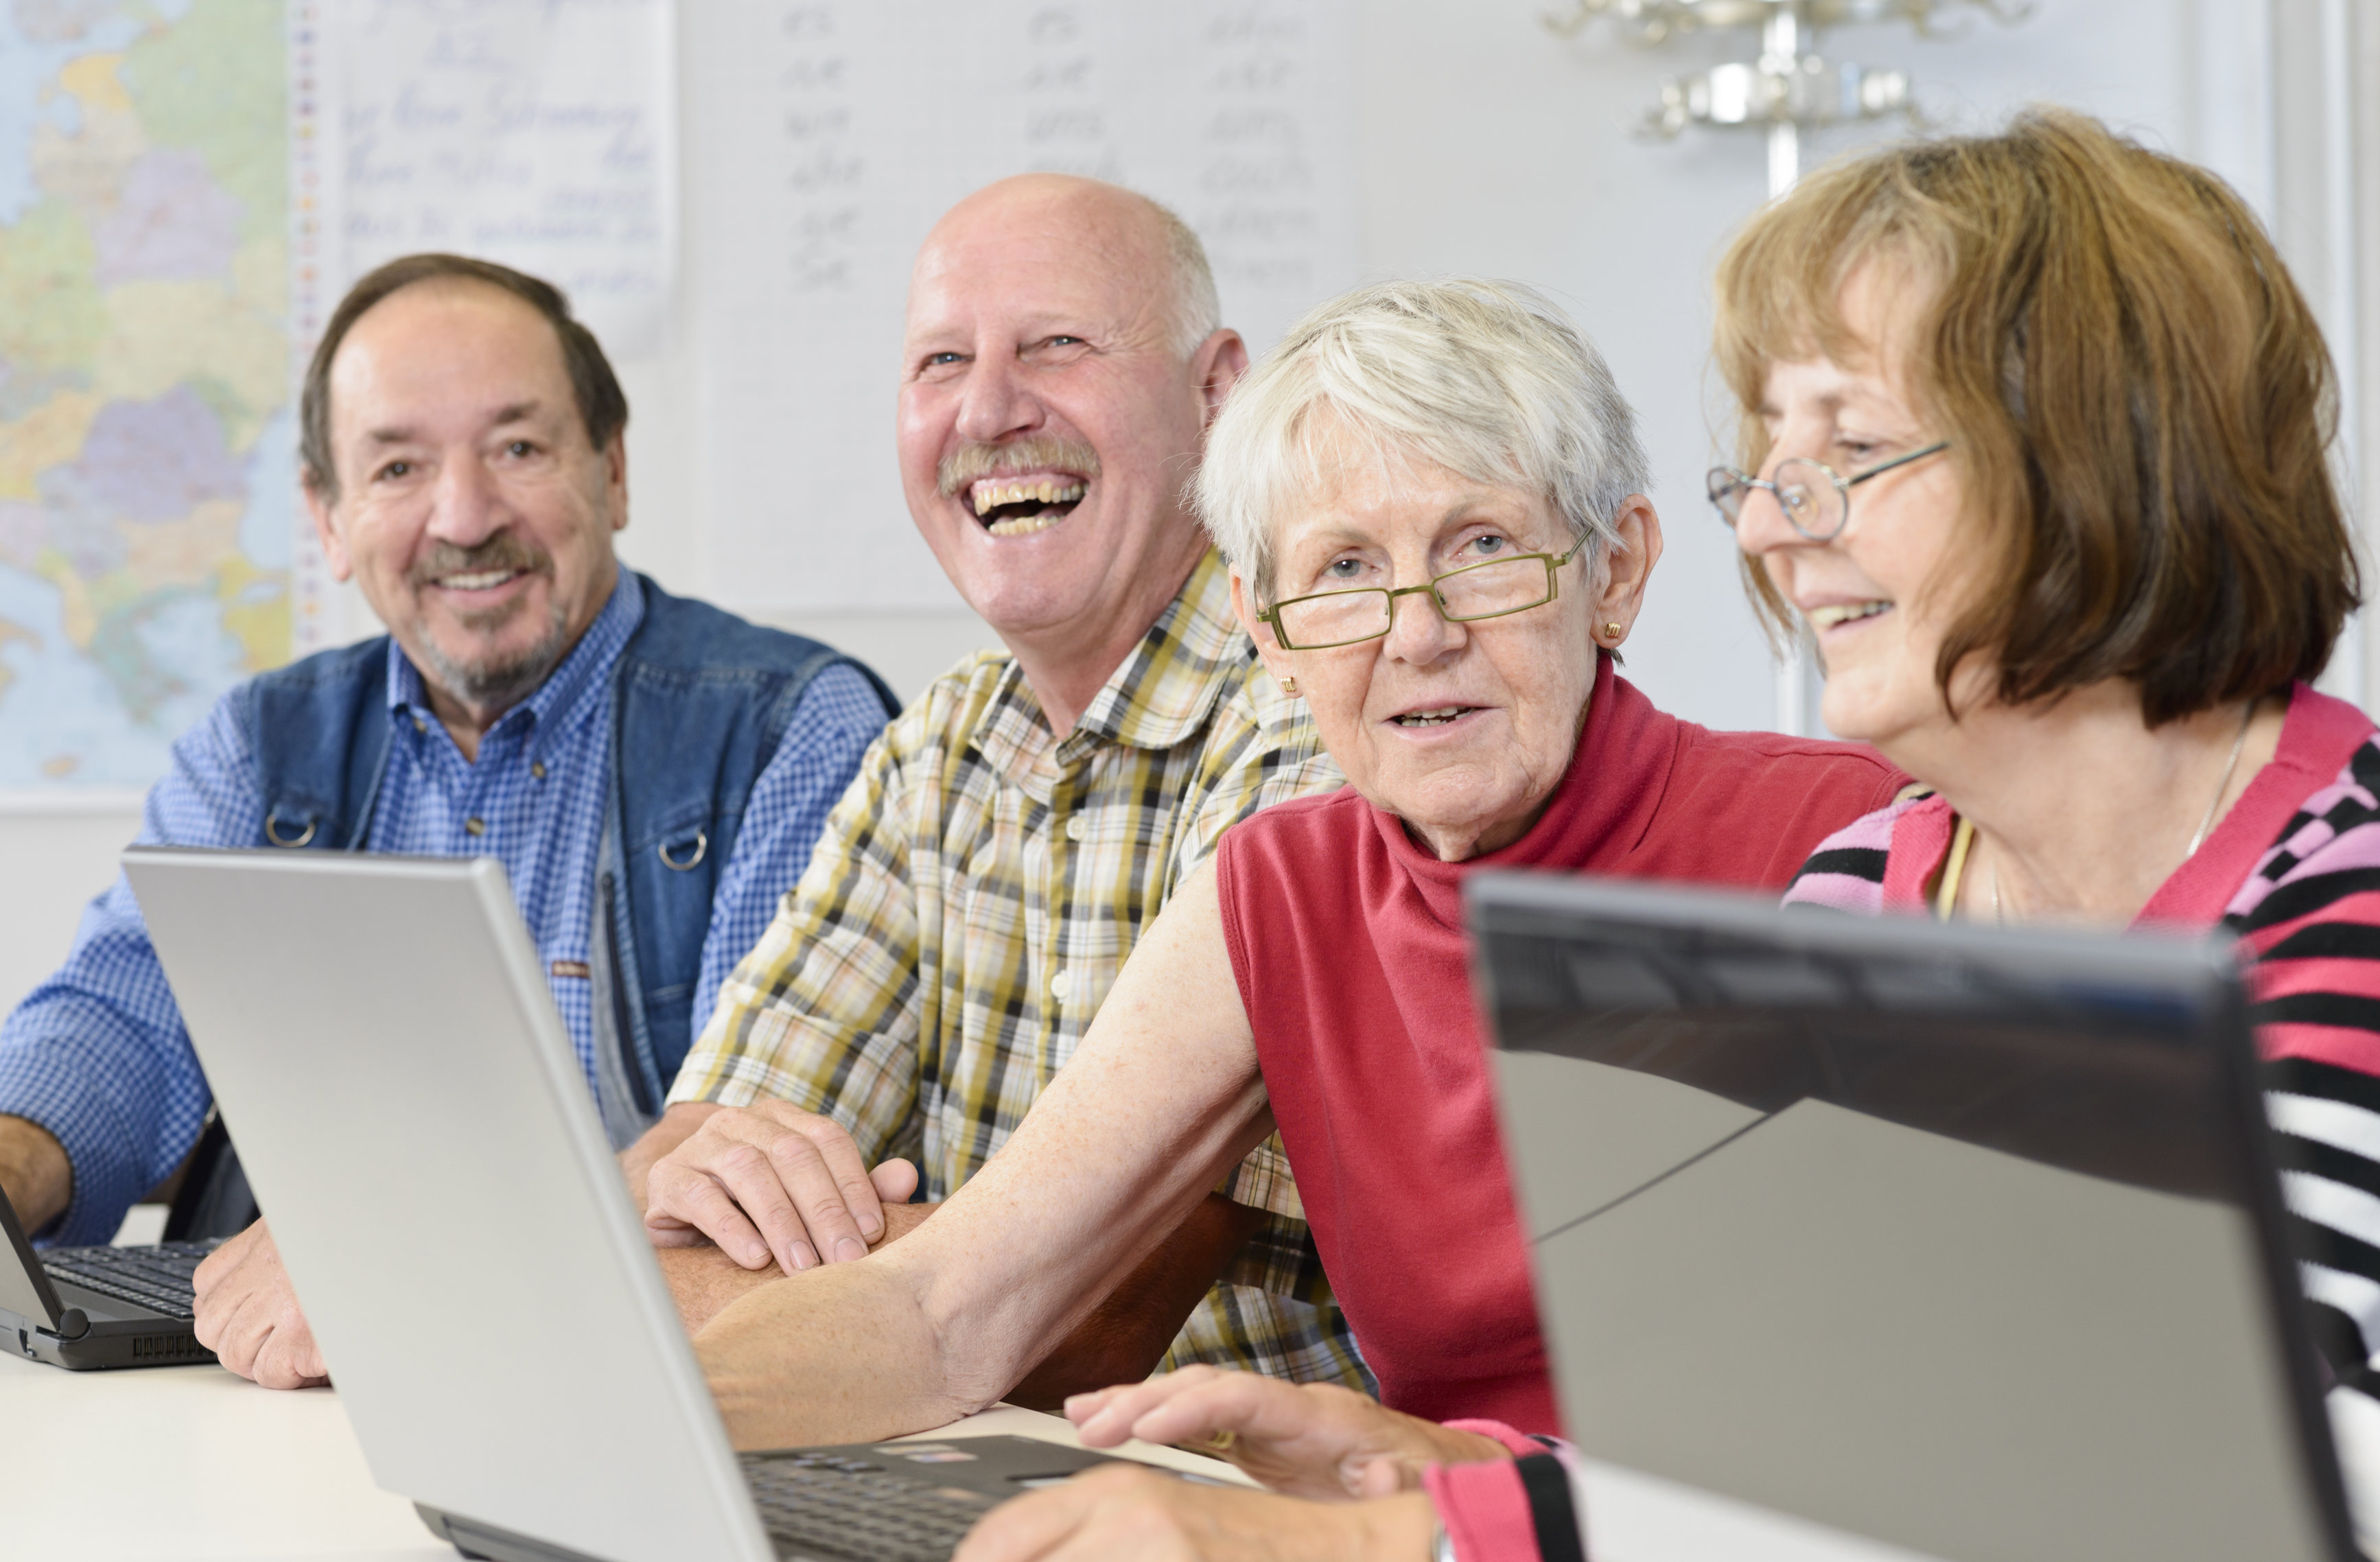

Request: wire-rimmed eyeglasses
left=1707, top=441, right=1950, bottom=543
left=1257, top=536, right=1589, bottom=651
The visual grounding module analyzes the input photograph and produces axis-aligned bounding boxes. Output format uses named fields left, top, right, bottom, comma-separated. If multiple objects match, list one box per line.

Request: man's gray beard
left=413, top=595, right=573, bottom=717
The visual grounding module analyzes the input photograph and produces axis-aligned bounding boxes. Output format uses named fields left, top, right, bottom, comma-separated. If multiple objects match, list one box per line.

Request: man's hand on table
left=953, top=1468, right=1438, bottom=1561
left=1066, top=1367, right=1511, bottom=1501
left=638, top=1099, right=919, bottom=1272
left=191, top=1221, right=329, bottom=1390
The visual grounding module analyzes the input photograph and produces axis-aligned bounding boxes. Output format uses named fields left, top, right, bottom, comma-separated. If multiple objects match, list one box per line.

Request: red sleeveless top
left=1213, top=655, right=1906, bottom=1431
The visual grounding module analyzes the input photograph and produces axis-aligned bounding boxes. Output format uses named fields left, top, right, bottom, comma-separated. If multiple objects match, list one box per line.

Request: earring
left=1281, top=675, right=1298, bottom=696
left=1604, top=622, right=1623, bottom=639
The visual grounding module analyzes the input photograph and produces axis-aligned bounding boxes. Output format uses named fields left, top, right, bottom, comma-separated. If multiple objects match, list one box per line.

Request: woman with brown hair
left=1724, top=108, right=2380, bottom=1407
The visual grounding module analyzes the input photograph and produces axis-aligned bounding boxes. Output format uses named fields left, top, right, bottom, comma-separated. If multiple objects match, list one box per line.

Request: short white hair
left=1147, top=196, right=1221, bottom=358
left=1194, top=278, right=1651, bottom=595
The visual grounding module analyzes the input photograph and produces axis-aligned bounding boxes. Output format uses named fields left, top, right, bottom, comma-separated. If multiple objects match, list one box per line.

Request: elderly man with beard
left=619, top=174, right=1369, bottom=1403
left=0, top=254, right=896, bottom=1387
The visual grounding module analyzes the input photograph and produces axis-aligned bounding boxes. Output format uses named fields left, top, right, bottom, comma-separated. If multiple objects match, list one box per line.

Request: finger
left=646, top=1162, right=781, bottom=1270
left=205, top=1282, right=275, bottom=1382
left=758, top=1130, right=876, bottom=1265
left=255, top=1308, right=328, bottom=1390
left=1060, top=1383, right=1132, bottom=1429
left=1073, top=1366, right=1242, bottom=1445
left=252, top=1324, right=312, bottom=1390
left=192, top=1246, right=265, bottom=1353
left=870, top=1156, right=920, bottom=1207
left=791, top=1118, right=887, bottom=1243
left=1074, top=1376, right=1209, bottom=1446
left=1123, top=1372, right=1305, bottom=1450
left=703, top=1138, right=826, bottom=1273
left=644, top=1212, right=708, bottom=1248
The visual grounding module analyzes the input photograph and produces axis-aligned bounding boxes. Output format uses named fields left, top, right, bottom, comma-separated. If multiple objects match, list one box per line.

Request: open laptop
left=0, top=1183, right=217, bottom=1370
left=121, top=847, right=1167, bottom=1562
left=1468, top=870, right=2362, bottom=1562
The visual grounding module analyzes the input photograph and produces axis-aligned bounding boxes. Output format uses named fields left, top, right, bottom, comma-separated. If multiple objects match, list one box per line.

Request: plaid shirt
left=672, top=552, right=1370, bottom=1389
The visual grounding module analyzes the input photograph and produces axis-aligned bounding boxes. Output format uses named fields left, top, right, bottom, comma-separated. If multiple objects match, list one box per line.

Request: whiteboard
left=681, top=1, right=1359, bottom=614
left=303, top=0, right=676, bottom=353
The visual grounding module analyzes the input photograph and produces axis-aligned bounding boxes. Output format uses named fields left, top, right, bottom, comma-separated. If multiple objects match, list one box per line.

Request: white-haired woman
left=689, top=281, right=1904, bottom=1560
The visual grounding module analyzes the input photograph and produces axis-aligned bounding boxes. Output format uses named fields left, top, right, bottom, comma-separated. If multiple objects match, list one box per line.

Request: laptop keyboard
left=40, top=1242, right=218, bottom=1320
left=745, top=1452, right=996, bottom=1561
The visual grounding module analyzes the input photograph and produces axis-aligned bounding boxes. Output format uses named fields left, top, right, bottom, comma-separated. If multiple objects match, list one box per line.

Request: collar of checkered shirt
left=971, top=550, right=1252, bottom=772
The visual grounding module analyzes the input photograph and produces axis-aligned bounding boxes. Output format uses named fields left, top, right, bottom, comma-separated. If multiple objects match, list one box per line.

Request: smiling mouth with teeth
left=969, top=476, right=1088, bottom=537
left=1395, top=706, right=1476, bottom=727
left=441, top=569, right=523, bottom=591
left=1806, top=601, right=1892, bottom=631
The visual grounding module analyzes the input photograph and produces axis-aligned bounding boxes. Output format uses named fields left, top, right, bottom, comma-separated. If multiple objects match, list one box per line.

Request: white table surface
left=0, top=1348, right=1246, bottom=1561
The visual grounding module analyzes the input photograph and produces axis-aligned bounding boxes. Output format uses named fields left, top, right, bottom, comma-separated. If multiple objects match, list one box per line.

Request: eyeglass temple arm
left=1846, top=440, right=1951, bottom=487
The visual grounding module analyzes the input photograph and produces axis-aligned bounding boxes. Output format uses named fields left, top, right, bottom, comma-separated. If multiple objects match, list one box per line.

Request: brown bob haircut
left=299, top=253, right=629, bottom=504
left=1713, top=108, right=2358, bottom=726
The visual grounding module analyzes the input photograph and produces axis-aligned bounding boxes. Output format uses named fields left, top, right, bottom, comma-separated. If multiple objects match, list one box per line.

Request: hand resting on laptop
left=1064, top=1365, right=1509, bottom=1500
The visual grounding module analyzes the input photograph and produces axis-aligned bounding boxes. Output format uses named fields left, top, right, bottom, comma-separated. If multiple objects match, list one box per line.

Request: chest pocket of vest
left=624, top=804, right=721, bottom=1018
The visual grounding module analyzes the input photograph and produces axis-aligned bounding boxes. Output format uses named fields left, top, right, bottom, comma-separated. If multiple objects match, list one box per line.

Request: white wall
left=0, top=0, right=2368, bottom=1018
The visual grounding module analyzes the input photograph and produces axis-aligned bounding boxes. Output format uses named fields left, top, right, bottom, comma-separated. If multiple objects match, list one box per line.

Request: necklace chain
left=1988, top=698, right=2257, bottom=925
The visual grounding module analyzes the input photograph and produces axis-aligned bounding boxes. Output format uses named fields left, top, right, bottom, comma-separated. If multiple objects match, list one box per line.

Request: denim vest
left=237, top=574, right=896, bottom=1120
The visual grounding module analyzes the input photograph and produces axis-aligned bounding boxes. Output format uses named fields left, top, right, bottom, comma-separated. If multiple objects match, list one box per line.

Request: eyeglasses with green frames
left=1257, top=535, right=1591, bottom=651
left=1707, top=441, right=1951, bottom=542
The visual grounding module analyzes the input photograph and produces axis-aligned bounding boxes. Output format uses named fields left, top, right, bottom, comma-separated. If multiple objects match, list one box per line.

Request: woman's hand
left=953, top=1466, right=1437, bottom=1561
left=1066, top=1366, right=1512, bottom=1500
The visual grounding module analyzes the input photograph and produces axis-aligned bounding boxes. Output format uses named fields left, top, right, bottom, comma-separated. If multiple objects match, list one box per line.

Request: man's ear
left=303, top=478, right=353, bottom=583
left=603, top=430, right=630, bottom=533
left=1193, top=329, right=1250, bottom=429
left=1228, top=566, right=1296, bottom=692
left=1593, top=496, right=1664, bottom=639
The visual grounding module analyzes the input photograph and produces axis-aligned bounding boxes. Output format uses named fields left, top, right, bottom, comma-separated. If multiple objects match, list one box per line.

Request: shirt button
left=412, top=714, right=427, bottom=734
left=531, top=761, right=547, bottom=780
left=465, top=817, right=487, bottom=837
left=1064, top=815, right=1084, bottom=842
left=1050, top=969, right=1071, bottom=1001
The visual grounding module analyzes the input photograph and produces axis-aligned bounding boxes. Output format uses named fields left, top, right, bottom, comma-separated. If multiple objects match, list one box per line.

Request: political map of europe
left=0, top=0, right=286, bottom=790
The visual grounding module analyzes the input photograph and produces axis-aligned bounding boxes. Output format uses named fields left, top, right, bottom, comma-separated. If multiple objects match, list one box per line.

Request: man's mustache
left=406, top=535, right=553, bottom=591
left=937, top=435, right=1101, bottom=498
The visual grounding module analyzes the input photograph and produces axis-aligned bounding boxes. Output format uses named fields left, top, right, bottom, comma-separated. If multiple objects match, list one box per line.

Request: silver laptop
left=1467, top=871, right=2360, bottom=1562
left=123, top=847, right=1148, bottom=1562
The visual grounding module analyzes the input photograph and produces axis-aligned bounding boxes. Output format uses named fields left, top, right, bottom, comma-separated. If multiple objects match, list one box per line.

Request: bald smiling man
left=620, top=176, right=1370, bottom=1404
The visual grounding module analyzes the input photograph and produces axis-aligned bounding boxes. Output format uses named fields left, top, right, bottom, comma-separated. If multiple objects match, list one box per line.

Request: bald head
left=912, top=174, right=1219, bottom=360
left=895, top=172, right=1248, bottom=719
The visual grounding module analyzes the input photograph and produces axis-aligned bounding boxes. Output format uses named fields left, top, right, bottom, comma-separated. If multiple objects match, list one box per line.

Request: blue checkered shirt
left=0, top=572, right=888, bottom=1244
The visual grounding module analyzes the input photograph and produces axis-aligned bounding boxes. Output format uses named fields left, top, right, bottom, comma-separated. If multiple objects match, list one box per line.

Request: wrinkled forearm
left=695, top=1249, right=989, bottom=1449
left=663, top=1200, right=939, bottom=1337
left=657, top=1244, right=787, bottom=1334
left=1005, top=1191, right=1262, bottom=1410
left=0, top=1114, right=71, bottom=1234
